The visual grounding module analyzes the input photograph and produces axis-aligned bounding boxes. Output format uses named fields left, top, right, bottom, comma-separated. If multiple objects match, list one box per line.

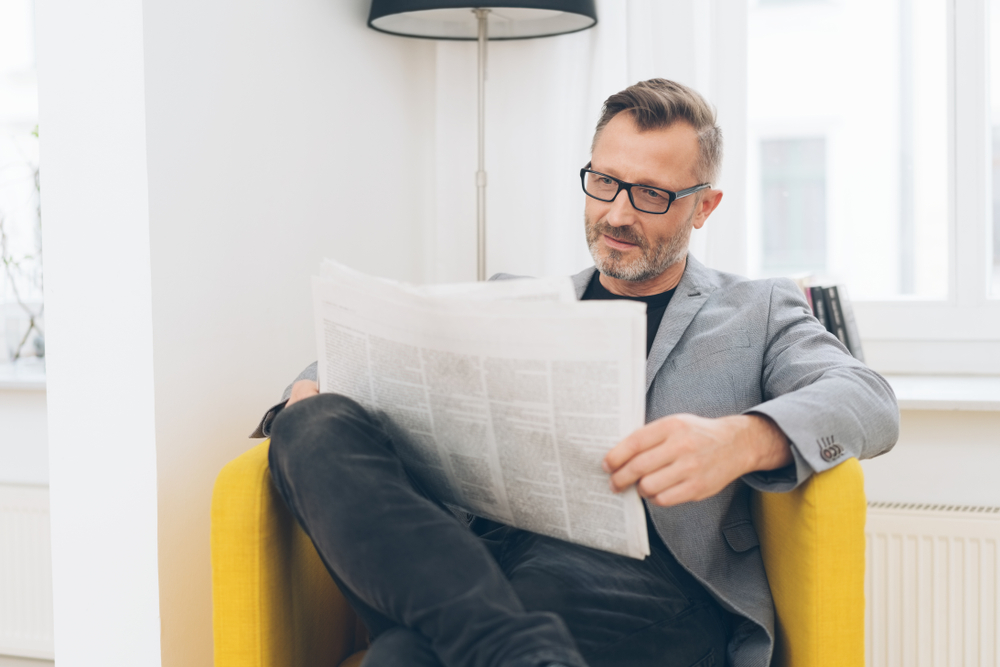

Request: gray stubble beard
left=585, top=210, right=694, bottom=283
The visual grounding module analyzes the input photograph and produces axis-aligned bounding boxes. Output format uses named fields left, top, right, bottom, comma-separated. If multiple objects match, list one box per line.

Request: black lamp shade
left=368, top=1, right=597, bottom=40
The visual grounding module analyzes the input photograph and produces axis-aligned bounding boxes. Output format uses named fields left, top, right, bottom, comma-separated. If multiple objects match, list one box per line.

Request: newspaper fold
left=313, top=260, right=650, bottom=559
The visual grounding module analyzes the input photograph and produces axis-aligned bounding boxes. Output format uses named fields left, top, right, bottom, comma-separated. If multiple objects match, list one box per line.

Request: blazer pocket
left=671, top=331, right=752, bottom=370
left=722, top=520, right=760, bottom=553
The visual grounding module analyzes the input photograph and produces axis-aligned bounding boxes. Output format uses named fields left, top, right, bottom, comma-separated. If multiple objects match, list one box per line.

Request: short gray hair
left=593, top=78, right=723, bottom=184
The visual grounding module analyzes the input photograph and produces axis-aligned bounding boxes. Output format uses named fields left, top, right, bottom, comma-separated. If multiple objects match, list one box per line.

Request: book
left=312, top=260, right=650, bottom=559
left=835, top=285, right=865, bottom=362
left=797, top=281, right=865, bottom=362
left=809, top=286, right=829, bottom=331
left=822, top=286, right=851, bottom=349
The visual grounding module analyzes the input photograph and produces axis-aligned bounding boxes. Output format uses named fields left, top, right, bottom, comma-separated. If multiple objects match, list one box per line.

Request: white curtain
left=425, top=0, right=747, bottom=283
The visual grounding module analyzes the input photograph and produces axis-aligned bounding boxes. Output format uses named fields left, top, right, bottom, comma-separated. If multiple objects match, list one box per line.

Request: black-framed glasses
left=580, top=164, right=711, bottom=214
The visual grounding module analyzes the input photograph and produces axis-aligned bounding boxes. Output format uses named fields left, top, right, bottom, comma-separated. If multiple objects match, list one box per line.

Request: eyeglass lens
left=583, top=171, right=671, bottom=213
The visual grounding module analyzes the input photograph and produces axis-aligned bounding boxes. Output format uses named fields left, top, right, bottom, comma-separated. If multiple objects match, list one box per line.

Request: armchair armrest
left=751, top=458, right=866, bottom=667
left=211, top=440, right=366, bottom=667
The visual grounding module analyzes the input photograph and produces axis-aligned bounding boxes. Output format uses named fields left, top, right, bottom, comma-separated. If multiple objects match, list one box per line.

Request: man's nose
left=605, top=188, right=638, bottom=227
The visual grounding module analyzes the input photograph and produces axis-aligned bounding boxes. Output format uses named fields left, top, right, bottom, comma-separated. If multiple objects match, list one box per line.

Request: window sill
left=4, top=365, right=996, bottom=409
left=883, top=374, right=1000, bottom=412
left=0, top=359, right=46, bottom=390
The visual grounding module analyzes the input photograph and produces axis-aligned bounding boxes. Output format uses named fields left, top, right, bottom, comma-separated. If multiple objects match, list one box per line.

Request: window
left=0, top=0, right=42, bottom=365
left=748, top=0, right=948, bottom=299
left=742, top=0, right=1000, bottom=374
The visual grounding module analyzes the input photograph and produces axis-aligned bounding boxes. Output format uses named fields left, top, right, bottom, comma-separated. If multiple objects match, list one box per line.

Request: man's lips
left=603, top=234, right=639, bottom=251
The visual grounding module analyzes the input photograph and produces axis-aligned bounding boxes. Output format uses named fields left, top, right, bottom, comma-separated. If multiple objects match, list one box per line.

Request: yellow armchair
left=211, top=440, right=866, bottom=667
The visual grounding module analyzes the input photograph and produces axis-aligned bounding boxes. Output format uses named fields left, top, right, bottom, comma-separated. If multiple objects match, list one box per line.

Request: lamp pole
left=475, top=8, right=489, bottom=281
left=368, top=2, right=598, bottom=279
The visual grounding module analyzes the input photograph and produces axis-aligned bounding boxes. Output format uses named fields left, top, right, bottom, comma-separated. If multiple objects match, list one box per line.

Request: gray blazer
left=259, top=255, right=898, bottom=667
left=553, top=257, right=897, bottom=667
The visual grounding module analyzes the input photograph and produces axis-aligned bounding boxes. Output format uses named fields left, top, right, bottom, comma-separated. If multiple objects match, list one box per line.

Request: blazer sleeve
left=740, top=279, right=899, bottom=493
left=249, top=361, right=319, bottom=438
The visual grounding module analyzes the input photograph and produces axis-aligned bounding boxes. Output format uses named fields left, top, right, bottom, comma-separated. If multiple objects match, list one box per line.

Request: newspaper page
left=313, top=260, right=650, bottom=559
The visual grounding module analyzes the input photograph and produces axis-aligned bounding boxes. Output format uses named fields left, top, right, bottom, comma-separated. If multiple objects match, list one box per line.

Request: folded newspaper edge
left=313, top=260, right=650, bottom=560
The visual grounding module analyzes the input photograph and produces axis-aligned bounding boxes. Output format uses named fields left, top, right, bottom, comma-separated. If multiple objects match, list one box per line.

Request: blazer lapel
left=569, top=259, right=717, bottom=393
left=644, top=255, right=717, bottom=392
left=571, top=266, right=597, bottom=299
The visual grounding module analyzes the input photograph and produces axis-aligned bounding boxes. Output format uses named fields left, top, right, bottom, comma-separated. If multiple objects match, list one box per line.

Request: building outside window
left=760, top=137, right=827, bottom=274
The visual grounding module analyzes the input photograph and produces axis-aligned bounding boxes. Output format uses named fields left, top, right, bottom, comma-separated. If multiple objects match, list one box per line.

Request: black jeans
left=268, top=393, right=730, bottom=667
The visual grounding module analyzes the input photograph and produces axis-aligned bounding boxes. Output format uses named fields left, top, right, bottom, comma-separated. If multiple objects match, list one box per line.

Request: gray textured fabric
left=255, top=255, right=899, bottom=667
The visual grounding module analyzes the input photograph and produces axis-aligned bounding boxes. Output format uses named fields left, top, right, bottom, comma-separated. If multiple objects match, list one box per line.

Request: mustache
left=589, top=219, right=649, bottom=250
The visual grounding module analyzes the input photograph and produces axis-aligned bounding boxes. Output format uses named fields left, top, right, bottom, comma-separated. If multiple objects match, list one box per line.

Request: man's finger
left=608, top=441, right=680, bottom=492
left=287, top=380, right=319, bottom=407
left=632, top=462, right=689, bottom=499
left=602, top=416, right=682, bottom=473
left=651, top=479, right=704, bottom=507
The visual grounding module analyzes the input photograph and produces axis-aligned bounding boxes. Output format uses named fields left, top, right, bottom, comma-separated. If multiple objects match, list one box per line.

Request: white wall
left=863, top=410, right=1000, bottom=507
left=142, top=1, right=435, bottom=665
left=37, top=0, right=436, bottom=664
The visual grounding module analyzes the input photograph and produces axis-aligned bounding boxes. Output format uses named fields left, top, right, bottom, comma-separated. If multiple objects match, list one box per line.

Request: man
left=259, top=79, right=898, bottom=667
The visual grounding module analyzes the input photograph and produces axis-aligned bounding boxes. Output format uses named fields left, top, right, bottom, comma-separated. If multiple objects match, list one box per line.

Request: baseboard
left=0, top=656, right=53, bottom=667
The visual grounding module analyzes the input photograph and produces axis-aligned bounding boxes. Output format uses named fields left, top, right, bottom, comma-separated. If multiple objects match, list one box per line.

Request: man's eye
left=639, top=188, right=662, bottom=199
left=598, top=176, right=615, bottom=186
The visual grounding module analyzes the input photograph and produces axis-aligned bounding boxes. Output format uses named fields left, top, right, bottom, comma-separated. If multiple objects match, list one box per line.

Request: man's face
left=585, top=114, right=708, bottom=283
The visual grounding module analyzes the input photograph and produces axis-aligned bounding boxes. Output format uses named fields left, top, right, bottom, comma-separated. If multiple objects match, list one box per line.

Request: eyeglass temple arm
left=675, top=183, right=712, bottom=199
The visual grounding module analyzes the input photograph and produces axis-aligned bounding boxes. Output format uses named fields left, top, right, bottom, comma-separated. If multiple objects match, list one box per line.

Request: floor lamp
left=368, top=1, right=598, bottom=280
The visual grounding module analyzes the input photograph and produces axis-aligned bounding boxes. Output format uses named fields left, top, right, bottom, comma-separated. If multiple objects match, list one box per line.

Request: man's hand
left=286, top=379, right=319, bottom=407
left=603, top=413, right=793, bottom=507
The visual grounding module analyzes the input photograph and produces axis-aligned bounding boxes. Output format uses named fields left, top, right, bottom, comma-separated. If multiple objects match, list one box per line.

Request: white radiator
left=866, top=502, right=1000, bottom=667
left=0, top=484, right=54, bottom=660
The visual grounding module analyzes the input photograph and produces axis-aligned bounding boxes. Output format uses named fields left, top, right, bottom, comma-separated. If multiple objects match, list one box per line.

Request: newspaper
left=313, top=260, right=650, bottom=559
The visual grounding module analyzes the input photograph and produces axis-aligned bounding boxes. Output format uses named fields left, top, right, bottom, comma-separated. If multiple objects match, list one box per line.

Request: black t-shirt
left=581, top=272, right=676, bottom=357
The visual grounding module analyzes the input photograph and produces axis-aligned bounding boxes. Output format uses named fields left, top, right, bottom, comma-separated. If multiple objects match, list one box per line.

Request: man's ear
left=692, top=189, right=723, bottom=230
